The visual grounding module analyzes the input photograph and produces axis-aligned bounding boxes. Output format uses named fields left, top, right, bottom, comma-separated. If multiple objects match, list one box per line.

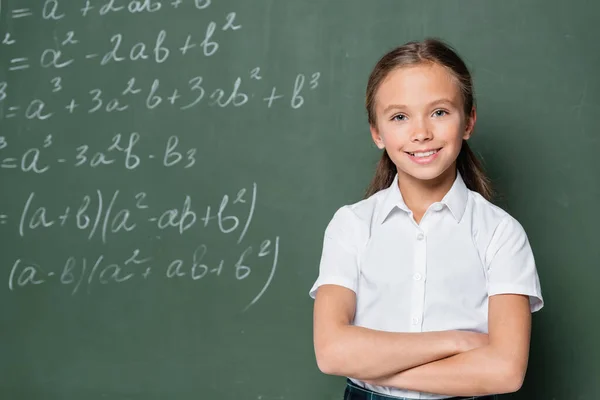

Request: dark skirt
left=344, top=378, right=498, bottom=400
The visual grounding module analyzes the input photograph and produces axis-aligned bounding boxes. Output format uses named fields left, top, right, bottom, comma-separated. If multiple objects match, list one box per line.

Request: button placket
left=410, top=228, right=427, bottom=332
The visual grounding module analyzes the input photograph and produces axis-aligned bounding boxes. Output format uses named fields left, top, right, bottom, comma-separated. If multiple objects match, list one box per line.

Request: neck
left=397, top=164, right=457, bottom=216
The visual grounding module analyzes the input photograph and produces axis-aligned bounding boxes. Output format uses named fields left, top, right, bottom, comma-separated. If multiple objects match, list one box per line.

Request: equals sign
left=12, top=8, right=33, bottom=19
left=1, top=158, right=18, bottom=169
left=9, top=58, right=29, bottom=71
left=5, top=106, right=20, bottom=118
left=0, top=215, right=7, bottom=224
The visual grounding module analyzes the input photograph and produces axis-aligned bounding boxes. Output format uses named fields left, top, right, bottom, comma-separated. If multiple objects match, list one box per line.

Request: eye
left=391, top=114, right=407, bottom=121
left=432, top=109, right=448, bottom=117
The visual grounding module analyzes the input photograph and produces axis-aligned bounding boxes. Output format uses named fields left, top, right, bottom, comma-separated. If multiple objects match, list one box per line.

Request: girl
left=309, top=38, right=543, bottom=400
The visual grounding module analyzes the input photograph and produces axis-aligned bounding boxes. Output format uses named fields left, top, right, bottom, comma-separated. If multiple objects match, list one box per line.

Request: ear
left=463, top=106, right=477, bottom=140
left=370, top=124, right=385, bottom=149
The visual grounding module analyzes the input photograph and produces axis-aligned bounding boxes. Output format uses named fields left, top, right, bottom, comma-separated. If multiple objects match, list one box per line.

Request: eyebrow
left=382, top=99, right=458, bottom=114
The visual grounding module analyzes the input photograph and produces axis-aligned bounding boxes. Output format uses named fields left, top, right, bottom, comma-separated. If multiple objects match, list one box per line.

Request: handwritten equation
left=0, top=71, right=321, bottom=121
left=8, top=236, right=280, bottom=311
left=1, top=183, right=257, bottom=243
left=0, top=133, right=196, bottom=172
left=0, top=0, right=323, bottom=120
left=0, top=0, right=305, bottom=310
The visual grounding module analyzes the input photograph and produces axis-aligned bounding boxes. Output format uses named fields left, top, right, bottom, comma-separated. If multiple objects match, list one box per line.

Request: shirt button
left=432, top=203, right=443, bottom=211
left=413, top=273, right=422, bottom=281
left=411, top=317, right=420, bottom=325
left=416, top=232, right=424, bottom=240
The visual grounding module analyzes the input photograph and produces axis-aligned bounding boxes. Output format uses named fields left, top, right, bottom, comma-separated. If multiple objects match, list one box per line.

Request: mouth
left=405, top=148, right=442, bottom=164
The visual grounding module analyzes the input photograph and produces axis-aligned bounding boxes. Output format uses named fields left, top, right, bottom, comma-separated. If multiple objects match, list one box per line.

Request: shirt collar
left=378, top=171, right=469, bottom=224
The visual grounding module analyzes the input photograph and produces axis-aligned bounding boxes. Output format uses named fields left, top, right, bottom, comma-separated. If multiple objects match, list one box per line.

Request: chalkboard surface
left=1, top=1, right=598, bottom=399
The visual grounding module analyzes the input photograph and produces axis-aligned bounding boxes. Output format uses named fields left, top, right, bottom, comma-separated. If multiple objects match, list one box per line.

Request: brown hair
left=364, top=38, right=493, bottom=201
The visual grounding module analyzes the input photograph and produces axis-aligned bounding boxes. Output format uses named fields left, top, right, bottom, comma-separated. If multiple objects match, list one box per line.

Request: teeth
left=410, top=149, right=438, bottom=157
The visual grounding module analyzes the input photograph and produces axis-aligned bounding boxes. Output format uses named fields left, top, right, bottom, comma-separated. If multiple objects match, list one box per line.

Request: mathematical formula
left=3, top=184, right=257, bottom=243
left=0, top=0, right=302, bottom=310
left=0, top=71, right=321, bottom=121
left=5, top=0, right=217, bottom=22
left=0, top=133, right=196, bottom=172
left=8, top=235, right=280, bottom=311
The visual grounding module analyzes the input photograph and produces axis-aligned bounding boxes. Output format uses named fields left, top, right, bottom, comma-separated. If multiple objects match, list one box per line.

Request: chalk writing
left=7, top=235, right=279, bottom=310
left=10, top=183, right=257, bottom=242
left=0, top=1, right=319, bottom=311
left=0, top=132, right=198, bottom=172
left=0, top=71, right=321, bottom=120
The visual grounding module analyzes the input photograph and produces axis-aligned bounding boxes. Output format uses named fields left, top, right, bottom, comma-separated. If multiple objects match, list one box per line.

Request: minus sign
left=48, top=272, right=55, bottom=276
left=148, top=155, right=155, bottom=159
left=148, top=217, right=157, bottom=221
left=57, top=159, right=66, bottom=162
left=86, top=54, right=98, bottom=59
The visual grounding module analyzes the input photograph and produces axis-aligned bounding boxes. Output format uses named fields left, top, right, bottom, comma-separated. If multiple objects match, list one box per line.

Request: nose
left=410, top=119, right=433, bottom=143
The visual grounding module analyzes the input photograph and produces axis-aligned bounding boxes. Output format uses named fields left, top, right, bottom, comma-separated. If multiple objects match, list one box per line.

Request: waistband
left=345, top=379, right=498, bottom=400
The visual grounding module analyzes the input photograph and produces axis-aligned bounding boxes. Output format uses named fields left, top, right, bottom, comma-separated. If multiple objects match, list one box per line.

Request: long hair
left=364, top=38, right=493, bottom=201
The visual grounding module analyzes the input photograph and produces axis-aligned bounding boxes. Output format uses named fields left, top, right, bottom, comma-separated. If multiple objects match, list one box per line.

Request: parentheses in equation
left=242, top=236, right=280, bottom=312
left=18, top=192, right=35, bottom=237
left=8, top=259, right=45, bottom=291
left=101, top=190, right=119, bottom=244
left=237, top=182, right=257, bottom=244
left=85, top=255, right=104, bottom=294
left=87, top=190, right=104, bottom=240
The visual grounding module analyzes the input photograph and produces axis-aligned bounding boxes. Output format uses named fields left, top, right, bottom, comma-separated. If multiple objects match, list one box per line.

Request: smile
left=406, top=148, right=441, bottom=157
left=405, top=148, right=442, bottom=164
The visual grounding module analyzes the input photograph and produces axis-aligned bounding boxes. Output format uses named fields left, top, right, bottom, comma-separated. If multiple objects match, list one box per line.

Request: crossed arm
left=313, top=284, right=532, bottom=397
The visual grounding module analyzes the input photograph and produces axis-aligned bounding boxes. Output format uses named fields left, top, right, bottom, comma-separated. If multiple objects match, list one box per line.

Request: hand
left=455, top=330, right=489, bottom=353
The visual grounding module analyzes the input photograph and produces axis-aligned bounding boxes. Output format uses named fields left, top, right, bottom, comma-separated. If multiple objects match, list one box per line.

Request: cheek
left=435, top=119, right=465, bottom=143
left=379, top=123, right=408, bottom=146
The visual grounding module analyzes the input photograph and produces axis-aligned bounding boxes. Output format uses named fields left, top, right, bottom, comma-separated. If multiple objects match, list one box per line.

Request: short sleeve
left=308, top=206, right=360, bottom=299
left=485, top=215, right=544, bottom=312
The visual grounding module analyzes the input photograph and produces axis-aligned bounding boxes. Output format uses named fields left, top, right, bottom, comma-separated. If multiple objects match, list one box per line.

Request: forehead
left=376, top=63, right=462, bottom=108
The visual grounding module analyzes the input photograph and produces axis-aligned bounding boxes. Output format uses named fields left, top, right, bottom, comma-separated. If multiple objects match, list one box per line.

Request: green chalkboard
left=1, top=0, right=598, bottom=399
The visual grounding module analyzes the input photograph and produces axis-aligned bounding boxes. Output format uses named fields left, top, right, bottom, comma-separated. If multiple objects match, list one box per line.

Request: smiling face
left=370, top=62, right=476, bottom=186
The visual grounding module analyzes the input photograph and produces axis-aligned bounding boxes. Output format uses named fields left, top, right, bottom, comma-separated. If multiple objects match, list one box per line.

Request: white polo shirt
left=309, top=172, right=544, bottom=399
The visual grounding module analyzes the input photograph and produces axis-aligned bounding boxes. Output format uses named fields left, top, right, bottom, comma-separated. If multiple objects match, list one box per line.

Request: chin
left=398, top=165, right=453, bottom=183
left=407, top=170, right=445, bottom=182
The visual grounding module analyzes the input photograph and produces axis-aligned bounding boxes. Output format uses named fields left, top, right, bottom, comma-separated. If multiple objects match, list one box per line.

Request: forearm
left=318, top=326, right=461, bottom=381
left=366, top=344, right=524, bottom=396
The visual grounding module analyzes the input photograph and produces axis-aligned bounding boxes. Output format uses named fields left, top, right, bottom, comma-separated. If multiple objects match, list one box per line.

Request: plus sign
left=263, top=87, right=284, bottom=108
left=81, top=1, right=94, bottom=16
left=65, top=99, right=79, bottom=113
left=142, top=267, right=152, bottom=279
left=180, top=35, right=196, bottom=55
left=168, top=90, right=181, bottom=105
